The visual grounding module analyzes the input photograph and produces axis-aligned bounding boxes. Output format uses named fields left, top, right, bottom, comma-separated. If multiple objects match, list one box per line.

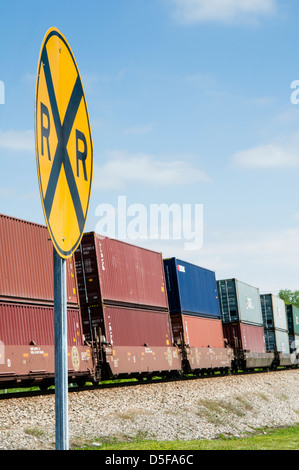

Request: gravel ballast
left=1, top=369, right=299, bottom=450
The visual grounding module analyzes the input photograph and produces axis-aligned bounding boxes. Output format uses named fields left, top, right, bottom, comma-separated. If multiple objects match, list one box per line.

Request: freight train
left=0, top=213, right=297, bottom=390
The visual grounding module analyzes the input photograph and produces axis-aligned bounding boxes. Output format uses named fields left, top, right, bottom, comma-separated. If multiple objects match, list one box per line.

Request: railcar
left=74, top=232, right=182, bottom=381
left=164, top=258, right=233, bottom=375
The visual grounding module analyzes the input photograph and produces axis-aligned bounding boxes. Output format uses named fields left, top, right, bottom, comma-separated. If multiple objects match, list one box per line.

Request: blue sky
left=0, top=0, right=299, bottom=293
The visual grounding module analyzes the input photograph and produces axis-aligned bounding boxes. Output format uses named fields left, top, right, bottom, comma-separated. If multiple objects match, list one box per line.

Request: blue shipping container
left=163, top=257, right=220, bottom=318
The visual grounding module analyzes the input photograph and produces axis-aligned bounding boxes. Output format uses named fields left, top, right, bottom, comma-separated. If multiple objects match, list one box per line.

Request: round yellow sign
left=35, top=27, right=93, bottom=258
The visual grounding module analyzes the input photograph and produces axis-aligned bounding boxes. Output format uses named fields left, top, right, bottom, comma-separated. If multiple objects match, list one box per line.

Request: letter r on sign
left=76, top=129, right=87, bottom=181
left=41, top=102, right=51, bottom=161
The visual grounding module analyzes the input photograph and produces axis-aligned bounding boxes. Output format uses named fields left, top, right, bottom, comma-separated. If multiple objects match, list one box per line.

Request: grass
left=24, top=428, right=45, bottom=439
left=75, top=425, right=299, bottom=450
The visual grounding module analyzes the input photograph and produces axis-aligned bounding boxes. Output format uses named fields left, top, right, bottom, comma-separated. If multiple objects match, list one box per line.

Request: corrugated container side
left=75, top=233, right=168, bottom=310
left=171, top=314, right=225, bottom=348
left=0, top=214, right=78, bottom=306
left=164, top=258, right=220, bottom=318
left=0, top=302, right=84, bottom=346
left=102, top=305, right=174, bottom=347
left=260, top=294, right=288, bottom=332
left=217, top=279, right=239, bottom=323
left=217, top=279, right=263, bottom=326
left=271, top=295, right=288, bottom=331
left=80, top=304, right=174, bottom=347
left=286, top=304, right=299, bottom=336
left=235, top=280, right=263, bottom=325
left=274, top=329, right=290, bottom=354
left=183, top=315, right=224, bottom=348
left=163, top=260, right=181, bottom=314
left=264, top=328, right=290, bottom=353
left=264, top=329, right=275, bottom=352
left=222, top=323, right=266, bottom=353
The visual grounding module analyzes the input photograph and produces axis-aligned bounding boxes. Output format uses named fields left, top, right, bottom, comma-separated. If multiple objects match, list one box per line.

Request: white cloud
left=170, top=0, right=277, bottom=25
left=93, top=149, right=210, bottom=190
left=0, top=129, right=34, bottom=152
left=231, top=143, right=299, bottom=169
left=123, top=123, right=153, bottom=135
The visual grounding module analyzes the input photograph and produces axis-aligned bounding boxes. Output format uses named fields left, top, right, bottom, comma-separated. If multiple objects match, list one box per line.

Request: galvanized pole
left=53, top=247, right=69, bottom=450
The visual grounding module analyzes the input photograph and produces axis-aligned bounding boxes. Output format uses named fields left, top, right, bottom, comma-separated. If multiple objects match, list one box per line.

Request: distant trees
left=278, top=289, right=299, bottom=308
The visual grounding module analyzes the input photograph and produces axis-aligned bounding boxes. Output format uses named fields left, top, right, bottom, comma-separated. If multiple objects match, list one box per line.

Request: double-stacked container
left=164, top=258, right=233, bottom=373
left=260, top=294, right=291, bottom=366
left=286, top=304, right=299, bottom=352
left=217, top=279, right=273, bottom=369
left=0, top=214, right=93, bottom=388
left=74, top=233, right=181, bottom=379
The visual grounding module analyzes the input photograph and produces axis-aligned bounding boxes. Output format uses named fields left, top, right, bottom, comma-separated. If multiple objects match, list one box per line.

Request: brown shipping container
left=0, top=214, right=78, bottom=306
left=0, top=302, right=84, bottom=346
left=75, top=232, right=169, bottom=309
left=81, top=304, right=174, bottom=347
left=171, top=314, right=225, bottom=348
left=223, top=322, right=266, bottom=353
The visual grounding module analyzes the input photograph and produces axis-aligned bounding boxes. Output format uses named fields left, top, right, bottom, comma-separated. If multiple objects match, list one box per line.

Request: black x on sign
left=35, top=27, right=93, bottom=259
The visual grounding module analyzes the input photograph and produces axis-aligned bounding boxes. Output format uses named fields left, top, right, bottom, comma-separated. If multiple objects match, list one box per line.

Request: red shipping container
left=0, top=302, right=84, bottom=346
left=222, top=322, right=266, bottom=353
left=0, top=214, right=78, bottom=306
left=171, top=314, right=225, bottom=348
left=81, top=304, right=173, bottom=347
left=75, top=232, right=168, bottom=309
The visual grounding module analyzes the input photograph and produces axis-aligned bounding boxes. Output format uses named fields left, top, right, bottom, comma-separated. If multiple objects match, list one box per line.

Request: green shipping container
left=286, top=304, right=299, bottom=336
left=217, top=279, right=263, bottom=326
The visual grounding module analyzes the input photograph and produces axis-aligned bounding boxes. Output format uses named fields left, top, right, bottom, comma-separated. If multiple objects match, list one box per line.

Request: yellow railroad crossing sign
left=35, top=27, right=93, bottom=258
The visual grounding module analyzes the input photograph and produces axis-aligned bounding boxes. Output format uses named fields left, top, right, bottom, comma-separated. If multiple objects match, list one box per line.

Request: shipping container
left=217, top=279, right=263, bottom=326
left=75, top=233, right=168, bottom=310
left=0, top=214, right=78, bottom=306
left=286, top=305, right=299, bottom=352
left=260, top=294, right=288, bottom=332
left=81, top=304, right=173, bottom=347
left=264, top=328, right=290, bottom=354
left=0, top=302, right=84, bottom=347
left=164, top=258, right=220, bottom=318
left=222, top=322, right=266, bottom=353
left=260, top=294, right=289, bottom=354
left=286, top=304, right=299, bottom=337
left=171, top=314, right=225, bottom=348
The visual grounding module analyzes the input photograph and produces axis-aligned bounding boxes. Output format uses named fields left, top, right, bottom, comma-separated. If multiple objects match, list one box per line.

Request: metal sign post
left=35, top=27, right=93, bottom=451
left=53, top=248, right=68, bottom=450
